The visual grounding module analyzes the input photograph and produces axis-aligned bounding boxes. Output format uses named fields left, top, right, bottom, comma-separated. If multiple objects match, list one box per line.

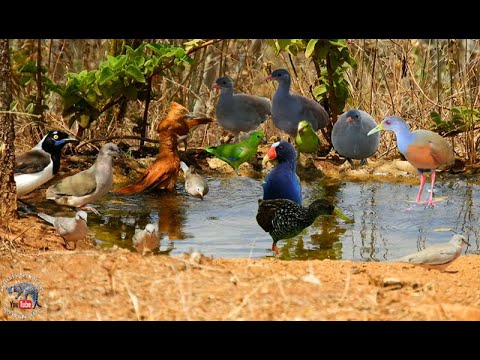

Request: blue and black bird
left=262, top=141, right=302, bottom=205
left=256, top=198, right=352, bottom=254
left=15, top=130, right=78, bottom=197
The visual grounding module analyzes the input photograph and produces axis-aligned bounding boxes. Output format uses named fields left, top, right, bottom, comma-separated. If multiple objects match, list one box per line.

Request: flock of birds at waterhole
left=7, top=68, right=472, bottom=270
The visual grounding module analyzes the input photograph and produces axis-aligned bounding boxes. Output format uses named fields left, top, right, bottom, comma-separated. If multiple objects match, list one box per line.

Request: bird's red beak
left=211, top=83, right=221, bottom=90
left=264, top=75, right=273, bottom=82
left=266, top=145, right=277, bottom=160
left=346, top=116, right=353, bottom=123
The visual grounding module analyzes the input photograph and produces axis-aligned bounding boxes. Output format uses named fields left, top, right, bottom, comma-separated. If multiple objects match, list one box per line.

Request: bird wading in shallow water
left=37, top=210, right=88, bottom=250
left=46, top=143, right=121, bottom=215
left=212, top=76, right=271, bottom=140
left=332, top=109, right=379, bottom=165
left=14, top=130, right=78, bottom=197
left=392, top=234, right=469, bottom=271
left=266, top=68, right=330, bottom=138
left=114, top=102, right=212, bottom=195
left=256, top=198, right=352, bottom=254
left=262, top=141, right=302, bottom=205
left=205, top=131, right=264, bottom=175
left=180, top=161, right=209, bottom=200
left=295, top=120, right=320, bottom=154
left=133, top=223, right=160, bottom=256
left=368, top=116, right=455, bottom=207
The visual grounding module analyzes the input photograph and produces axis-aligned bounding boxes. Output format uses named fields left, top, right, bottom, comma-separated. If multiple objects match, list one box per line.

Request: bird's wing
left=37, top=213, right=56, bottom=225
left=397, top=244, right=457, bottom=265
left=15, top=150, right=51, bottom=175
left=55, top=218, right=74, bottom=237
left=410, top=130, right=455, bottom=168
left=295, top=95, right=330, bottom=130
left=235, top=94, right=271, bottom=117
left=256, top=200, right=278, bottom=232
left=48, top=167, right=97, bottom=196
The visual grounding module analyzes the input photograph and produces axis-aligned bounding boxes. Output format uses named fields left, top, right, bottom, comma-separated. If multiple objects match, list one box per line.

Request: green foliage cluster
left=62, top=42, right=192, bottom=130
left=430, top=107, right=480, bottom=135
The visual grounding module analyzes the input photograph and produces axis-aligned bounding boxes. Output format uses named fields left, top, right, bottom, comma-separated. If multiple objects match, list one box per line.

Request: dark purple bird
left=266, top=68, right=330, bottom=137
left=262, top=141, right=302, bottom=205
left=332, top=109, right=380, bottom=165
left=212, top=77, right=271, bottom=139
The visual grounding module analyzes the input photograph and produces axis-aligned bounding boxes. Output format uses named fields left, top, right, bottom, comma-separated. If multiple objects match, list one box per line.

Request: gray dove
left=45, top=143, right=120, bottom=215
left=132, top=223, right=159, bottom=256
left=393, top=234, right=470, bottom=271
left=180, top=161, right=209, bottom=200
left=212, top=76, right=271, bottom=140
left=37, top=211, right=88, bottom=250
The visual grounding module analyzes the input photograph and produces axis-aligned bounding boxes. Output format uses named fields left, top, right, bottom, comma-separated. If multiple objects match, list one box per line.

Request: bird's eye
left=385, top=120, right=391, bottom=125
left=53, top=134, right=59, bottom=140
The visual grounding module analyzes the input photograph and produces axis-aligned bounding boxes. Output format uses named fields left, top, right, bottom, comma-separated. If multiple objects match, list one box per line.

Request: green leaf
left=123, top=85, right=138, bottom=100
left=329, top=39, right=347, bottom=49
left=277, top=39, right=292, bottom=51
left=430, top=111, right=442, bottom=124
left=85, top=90, right=97, bottom=106
left=313, top=84, right=328, bottom=100
left=18, top=61, right=36, bottom=73
left=305, top=39, right=318, bottom=58
left=113, top=55, right=127, bottom=71
left=98, top=67, right=115, bottom=85
left=125, top=65, right=145, bottom=83
left=19, top=75, right=32, bottom=86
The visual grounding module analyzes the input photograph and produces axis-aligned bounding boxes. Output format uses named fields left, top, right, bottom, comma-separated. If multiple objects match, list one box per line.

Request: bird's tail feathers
left=37, top=213, right=56, bottom=225
left=180, top=161, right=189, bottom=174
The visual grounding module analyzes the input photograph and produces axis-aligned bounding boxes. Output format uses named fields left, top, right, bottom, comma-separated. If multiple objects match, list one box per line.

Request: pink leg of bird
left=415, top=172, right=427, bottom=204
left=272, top=242, right=279, bottom=255
left=426, top=171, right=437, bottom=207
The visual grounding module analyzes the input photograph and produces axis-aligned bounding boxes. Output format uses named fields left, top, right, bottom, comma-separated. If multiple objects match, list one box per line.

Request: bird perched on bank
left=212, top=76, right=271, bottom=140
left=256, top=198, right=352, bottom=254
left=392, top=234, right=469, bottom=271
left=266, top=68, right=330, bottom=137
left=368, top=116, right=455, bottom=206
left=132, top=223, right=160, bottom=256
left=180, top=161, right=209, bottom=200
left=262, top=141, right=302, bottom=205
left=14, top=130, right=78, bottom=197
left=205, top=130, right=264, bottom=175
left=332, top=109, right=380, bottom=165
left=114, top=102, right=212, bottom=195
left=46, top=143, right=120, bottom=214
left=295, top=120, right=320, bottom=154
left=37, top=210, right=88, bottom=250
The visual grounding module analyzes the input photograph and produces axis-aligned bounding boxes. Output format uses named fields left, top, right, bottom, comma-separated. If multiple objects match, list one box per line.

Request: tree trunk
left=0, top=39, right=18, bottom=223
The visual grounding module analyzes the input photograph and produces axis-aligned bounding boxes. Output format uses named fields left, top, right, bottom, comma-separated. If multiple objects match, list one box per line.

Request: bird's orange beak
left=211, top=83, right=221, bottom=90
left=264, top=75, right=273, bottom=82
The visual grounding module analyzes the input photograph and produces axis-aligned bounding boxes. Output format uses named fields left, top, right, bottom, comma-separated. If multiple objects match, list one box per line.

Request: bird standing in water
left=256, top=198, right=352, bottom=254
left=262, top=141, right=302, bottom=205
left=368, top=116, right=455, bottom=206
left=180, top=161, right=209, bottom=200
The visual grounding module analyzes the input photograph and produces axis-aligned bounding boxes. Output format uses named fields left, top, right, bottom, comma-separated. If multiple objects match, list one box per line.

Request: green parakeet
left=205, top=131, right=264, bottom=174
left=295, top=121, right=320, bottom=153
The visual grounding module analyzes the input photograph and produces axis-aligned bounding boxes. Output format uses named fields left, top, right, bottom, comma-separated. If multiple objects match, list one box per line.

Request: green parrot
left=205, top=131, right=265, bottom=174
left=295, top=120, right=320, bottom=154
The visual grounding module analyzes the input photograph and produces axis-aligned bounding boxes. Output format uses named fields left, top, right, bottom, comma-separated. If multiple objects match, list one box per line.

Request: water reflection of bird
left=368, top=116, right=455, bottom=206
left=133, top=223, right=160, bottom=256
left=392, top=234, right=469, bottom=271
left=155, top=193, right=189, bottom=241
left=262, top=141, right=302, bottom=205
left=332, top=109, right=379, bottom=165
left=114, top=102, right=212, bottom=195
left=256, top=198, right=352, bottom=254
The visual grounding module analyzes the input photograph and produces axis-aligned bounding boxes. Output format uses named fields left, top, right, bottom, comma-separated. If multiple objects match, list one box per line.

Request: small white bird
left=393, top=234, right=470, bottom=271
left=46, top=143, right=121, bottom=214
left=15, top=130, right=78, bottom=197
left=180, top=161, right=209, bottom=200
left=37, top=211, right=88, bottom=250
left=132, top=224, right=159, bottom=256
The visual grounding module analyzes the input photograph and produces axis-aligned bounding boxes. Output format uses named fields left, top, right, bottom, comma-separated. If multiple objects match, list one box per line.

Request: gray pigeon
left=132, top=224, right=159, bottom=256
left=332, top=109, right=380, bottom=166
left=266, top=68, right=330, bottom=137
left=45, top=143, right=120, bottom=215
left=393, top=234, right=470, bottom=271
left=180, top=161, right=209, bottom=200
left=37, top=211, right=88, bottom=250
left=212, top=76, right=271, bottom=139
